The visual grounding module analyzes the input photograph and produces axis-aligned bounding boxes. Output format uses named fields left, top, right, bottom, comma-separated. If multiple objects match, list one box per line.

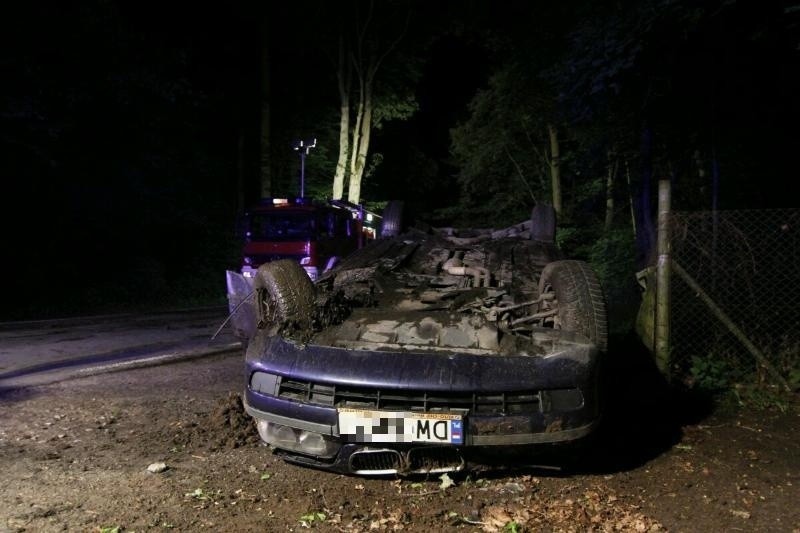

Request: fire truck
left=237, top=197, right=376, bottom=282
left=224, top=198, right=394, bottom=339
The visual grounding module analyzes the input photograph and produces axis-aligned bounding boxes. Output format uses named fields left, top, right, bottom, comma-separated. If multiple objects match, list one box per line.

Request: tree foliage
left=449, top=0, right=800, bottom=329
left=3, top=0, right=248, bottom=317
left=331, top=0, right=422, bottom=204
left=451, top=0, right=799, bottom=236
left=449, top=65, right=551, bottom=226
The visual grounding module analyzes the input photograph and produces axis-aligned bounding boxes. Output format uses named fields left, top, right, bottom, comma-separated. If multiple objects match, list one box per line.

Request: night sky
left=2, top=1, right=798, bottom=319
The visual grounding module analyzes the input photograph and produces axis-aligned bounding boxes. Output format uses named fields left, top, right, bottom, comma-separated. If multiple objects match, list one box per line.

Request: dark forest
left=2, top=0, right=798, bottom=319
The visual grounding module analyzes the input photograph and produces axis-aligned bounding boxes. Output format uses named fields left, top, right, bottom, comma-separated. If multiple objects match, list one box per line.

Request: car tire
left=381, top=201, right=404, bottom=238
left=538, top=260, right=608, bottom=352
left=253, top=260, right=315, bottom=331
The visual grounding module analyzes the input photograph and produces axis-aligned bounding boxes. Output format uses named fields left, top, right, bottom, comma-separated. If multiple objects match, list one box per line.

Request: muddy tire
left=253, top=260, right=315, bottom=331
left=539, top=260, right=608, bottom=352
left=381, top=201, right=404, bottom=238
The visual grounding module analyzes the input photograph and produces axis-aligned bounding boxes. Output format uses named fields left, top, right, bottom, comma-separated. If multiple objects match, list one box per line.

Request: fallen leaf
left=439, top=473, right=455, bottom=490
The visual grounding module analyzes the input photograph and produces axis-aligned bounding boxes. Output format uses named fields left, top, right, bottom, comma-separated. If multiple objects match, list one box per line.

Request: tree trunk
left=237, top=131, right=245, bottom=212
left=624, top=158, right=637, bottom=239
left=634, top=125, right=656, bottom=269
left=604, top=150, right=618, bottom=232
left=711, top=146, right=720, bottom=292
left=332, top=35, right=351, bottom=200
left=348, top=80, right=373, bottom=204
left=338, top=2, right=407, bottom=205
left=547, top=124, right=562, bottom=215
left=259, top=19, right=271, bottom=199
left=348, top=79, right=365, bottom=196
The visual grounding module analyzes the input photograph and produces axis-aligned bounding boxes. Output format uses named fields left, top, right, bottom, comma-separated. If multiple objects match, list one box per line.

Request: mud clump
left=207, top=392, right=261, bottom=450
left=173, top=393, right=260, bottom=451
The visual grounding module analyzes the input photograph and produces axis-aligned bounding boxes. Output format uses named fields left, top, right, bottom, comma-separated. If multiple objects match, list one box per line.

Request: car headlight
left=255, top=419, right=339, bottom=458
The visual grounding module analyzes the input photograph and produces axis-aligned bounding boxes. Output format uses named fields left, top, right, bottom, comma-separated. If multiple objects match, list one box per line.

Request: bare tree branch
left=504, top=145, right=537, bottom=203
left=369, top=7, right=411, bottom=82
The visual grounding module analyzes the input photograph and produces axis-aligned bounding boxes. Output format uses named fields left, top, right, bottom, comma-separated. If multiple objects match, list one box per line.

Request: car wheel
left=538, top=260, right=608, bottom=352
left=253, top=260, right=315, bottom=331
left=380, top=201, right=404, bottom=238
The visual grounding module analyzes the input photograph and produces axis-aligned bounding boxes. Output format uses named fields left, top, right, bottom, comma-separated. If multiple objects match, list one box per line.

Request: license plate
left=337, top=408, right=463, bottom=444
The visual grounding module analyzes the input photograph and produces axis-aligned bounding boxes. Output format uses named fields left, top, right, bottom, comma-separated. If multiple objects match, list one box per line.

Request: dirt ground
left=1, top=350, right=798, bottom=533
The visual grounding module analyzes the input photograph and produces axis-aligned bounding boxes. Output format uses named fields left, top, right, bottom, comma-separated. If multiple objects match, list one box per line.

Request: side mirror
left=530, top=204, right=556, bottom=243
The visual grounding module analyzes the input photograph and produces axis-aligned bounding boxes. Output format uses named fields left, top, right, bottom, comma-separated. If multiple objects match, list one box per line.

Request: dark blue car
left=236, top=211, right=607, bottom=475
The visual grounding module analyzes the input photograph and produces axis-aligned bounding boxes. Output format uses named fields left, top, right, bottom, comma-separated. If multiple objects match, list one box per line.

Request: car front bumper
left=244, top=332, right=602, bottom=475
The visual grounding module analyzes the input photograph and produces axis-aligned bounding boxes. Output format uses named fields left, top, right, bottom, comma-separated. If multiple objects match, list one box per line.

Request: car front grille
left=347, top=447, right=464, bottom=475
left=407, top=446, right=464, bottom=472
left=268, top=375, right=541, bottom=416
left=349, top=449, right=402, bottom=473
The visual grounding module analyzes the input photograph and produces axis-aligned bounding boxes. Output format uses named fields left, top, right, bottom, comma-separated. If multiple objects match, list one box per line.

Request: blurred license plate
left=338, top=409, right=463, bottom=444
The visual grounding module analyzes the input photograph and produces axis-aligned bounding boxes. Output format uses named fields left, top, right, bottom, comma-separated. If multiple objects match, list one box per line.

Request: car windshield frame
left=245, top=211, right=317, bottom=242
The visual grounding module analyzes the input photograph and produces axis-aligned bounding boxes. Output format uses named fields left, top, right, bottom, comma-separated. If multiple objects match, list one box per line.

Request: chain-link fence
left=668, top=209, right=800, bottom=387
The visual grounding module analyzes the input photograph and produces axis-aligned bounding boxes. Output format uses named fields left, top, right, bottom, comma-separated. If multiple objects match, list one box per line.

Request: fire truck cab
left=239, top=197, right=370, bottom=282
left=224, top=197, right=380, bottom=341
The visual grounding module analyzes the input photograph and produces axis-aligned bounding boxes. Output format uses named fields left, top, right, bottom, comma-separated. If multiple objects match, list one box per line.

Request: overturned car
left=229, top=206, right=608, bottom=475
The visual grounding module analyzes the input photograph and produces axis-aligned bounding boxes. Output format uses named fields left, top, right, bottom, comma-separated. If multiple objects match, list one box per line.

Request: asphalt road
left=0, top=307, right=241, bottom=391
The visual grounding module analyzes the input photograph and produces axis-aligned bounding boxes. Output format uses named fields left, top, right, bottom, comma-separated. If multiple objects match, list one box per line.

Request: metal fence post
left=655, top=179, right=672, bottom=378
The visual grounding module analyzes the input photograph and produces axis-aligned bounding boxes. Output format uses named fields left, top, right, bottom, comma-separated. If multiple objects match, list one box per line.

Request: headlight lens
left=255, top=419, right=339, bottom=458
